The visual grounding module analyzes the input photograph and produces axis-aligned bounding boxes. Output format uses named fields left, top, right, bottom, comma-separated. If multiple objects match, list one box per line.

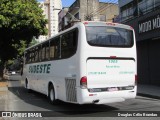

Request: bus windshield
left=86, top=26, right=133, bottom=47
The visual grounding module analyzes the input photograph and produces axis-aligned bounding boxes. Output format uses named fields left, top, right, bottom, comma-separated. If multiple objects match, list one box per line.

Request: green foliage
left=0, top=0, right=48, bottom=63
left=0, top=0, right=47, bottom=35
left=29, top=38, right=39, bottom=47
left=6, top=60, right=14, bottom=69
left=12, top=40, right=27, bottom=57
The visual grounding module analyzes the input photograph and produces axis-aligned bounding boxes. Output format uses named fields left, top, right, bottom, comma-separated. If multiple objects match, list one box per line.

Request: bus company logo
left=29, top=64, right=51, bottom=74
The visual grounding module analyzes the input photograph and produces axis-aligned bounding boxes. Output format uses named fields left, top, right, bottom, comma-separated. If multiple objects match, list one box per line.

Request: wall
left=123, top=8, right=160, bottom=86
left=80, top=0, right=99, bottom=21
left=99, top=2, right=119, bottom=22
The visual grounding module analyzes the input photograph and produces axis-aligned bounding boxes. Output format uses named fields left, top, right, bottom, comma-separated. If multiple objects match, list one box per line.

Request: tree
left=29, top=37, right=39, bottom=47
left=0, top=0, right=48, bottom=79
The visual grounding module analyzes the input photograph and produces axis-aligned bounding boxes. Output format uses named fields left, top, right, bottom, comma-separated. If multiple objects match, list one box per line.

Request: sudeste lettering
left=29, top=64, right=51, bottom=74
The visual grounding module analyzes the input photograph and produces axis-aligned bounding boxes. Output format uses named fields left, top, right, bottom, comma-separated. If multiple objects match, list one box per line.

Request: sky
left=38, top=0, right=118, bottom=7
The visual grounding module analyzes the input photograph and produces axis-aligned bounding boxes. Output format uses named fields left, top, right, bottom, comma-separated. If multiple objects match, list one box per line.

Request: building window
left=138, top=0, right=154, bottom=14
left=120, top=0, right=160, bottom=22
left=121, top=2, right=134, bottom=21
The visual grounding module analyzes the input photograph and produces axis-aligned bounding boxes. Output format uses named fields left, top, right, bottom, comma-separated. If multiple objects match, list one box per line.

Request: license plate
left=108, top=87, right=118, bottom=92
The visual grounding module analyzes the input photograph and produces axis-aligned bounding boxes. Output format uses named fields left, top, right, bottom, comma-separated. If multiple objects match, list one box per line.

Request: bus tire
left=48, top=84, right=57, bottom=104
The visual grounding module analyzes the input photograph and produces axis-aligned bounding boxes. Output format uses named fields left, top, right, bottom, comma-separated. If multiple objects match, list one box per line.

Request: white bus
left=22, top=21, right=137, bottom=104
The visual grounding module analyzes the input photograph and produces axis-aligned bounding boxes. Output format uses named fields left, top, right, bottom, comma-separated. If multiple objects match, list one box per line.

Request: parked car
left=8, top=71, right=16, bottom=75
left=11, top=71, right=16, bottom=75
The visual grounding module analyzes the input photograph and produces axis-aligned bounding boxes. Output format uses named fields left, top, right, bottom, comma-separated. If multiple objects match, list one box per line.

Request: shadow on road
left=8, top=86, right=119, bottom=116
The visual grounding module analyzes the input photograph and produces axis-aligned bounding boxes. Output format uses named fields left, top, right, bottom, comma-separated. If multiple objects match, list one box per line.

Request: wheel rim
left=50, top=89, right=54, bottom=101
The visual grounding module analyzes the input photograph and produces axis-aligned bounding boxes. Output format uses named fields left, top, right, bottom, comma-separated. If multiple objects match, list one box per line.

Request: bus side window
left=35, top=46, right=39, bottom=62
left=69, top=29, right=78, bottom=53
left=25, top=51, right=30, bottom=64
left=61, top=29, right=78, bottom=58
left=50, top=37, right=60, bottom=59
left=39, top=45, right=42, bottom=61
left=50, top=40, right=55, bottom=59
left=41, top=42, right=50, bottom=61
left=61, top=34, right=69, bottom=58
left=42, top=44, right=46, bottom=61
left=31, top=48, right=35, bottom=63
left=46, top=42, right=50, bottom=60
left=29, top=50, right=33, bottom=63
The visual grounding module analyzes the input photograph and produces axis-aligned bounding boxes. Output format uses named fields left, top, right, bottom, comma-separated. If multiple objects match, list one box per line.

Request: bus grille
left=65, top=78, right=77, bottom=102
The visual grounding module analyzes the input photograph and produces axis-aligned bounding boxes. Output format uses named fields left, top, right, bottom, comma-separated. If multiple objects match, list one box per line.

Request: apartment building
left=38, top=0, right=62, bottom=42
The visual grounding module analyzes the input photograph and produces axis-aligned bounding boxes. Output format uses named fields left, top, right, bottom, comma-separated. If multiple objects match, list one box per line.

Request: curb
left=0, top=81, right=8, bottom=91
left=138, top=93, right=160, bottom=99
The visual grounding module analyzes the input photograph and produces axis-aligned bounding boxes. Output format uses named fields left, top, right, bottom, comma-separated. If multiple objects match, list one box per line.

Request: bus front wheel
left=48, top=84, right=57, bottom=104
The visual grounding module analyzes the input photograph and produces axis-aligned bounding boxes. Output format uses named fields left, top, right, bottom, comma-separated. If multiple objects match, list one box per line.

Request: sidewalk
left=137, top=84, right=160, bottom=99
left=0, top=80, right=8, bottom=91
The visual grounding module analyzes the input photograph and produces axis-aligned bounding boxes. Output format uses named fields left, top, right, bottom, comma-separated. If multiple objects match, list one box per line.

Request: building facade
left=118, top=0, right=160, bottom=86
left=38, top=1, right=49, bottom=42
left=58, top=7, right=69, bottom=32
left=99, top=2, right=119, bottom=22
left=50, top=0, right=62, bottom=36
left=38, top=0, right=62, bottom=42
left=58, top=0, right=118, bottom=31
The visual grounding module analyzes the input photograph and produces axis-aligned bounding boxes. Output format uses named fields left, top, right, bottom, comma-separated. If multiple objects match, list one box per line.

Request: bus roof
left=25, top=21, right=133, bottom=51
left=82, top=21, right=133, bottom=30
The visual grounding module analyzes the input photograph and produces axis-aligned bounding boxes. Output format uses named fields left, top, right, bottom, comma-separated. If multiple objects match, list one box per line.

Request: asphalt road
left=1, top=75, right=160, bottom=120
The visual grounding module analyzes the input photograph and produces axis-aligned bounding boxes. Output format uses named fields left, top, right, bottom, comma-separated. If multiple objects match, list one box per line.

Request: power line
left=84, top=0, right=115, bottom=20
left=88, top=0, right=114, bottom=15
left=91, top=0, right=118, bottom=17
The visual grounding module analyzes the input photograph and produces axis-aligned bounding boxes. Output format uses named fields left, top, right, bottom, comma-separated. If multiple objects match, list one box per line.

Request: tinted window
left=30, top=49, right=35, bottom=62
left=25, top=28, right=78, bottom=64
left=50, top=37, right=60, bottom=59
left=86, top=26, right=133, bottom=47
left=25, top=51, right=30, bottom=64
left=25, top=49, right=35, bottom=63
left=61, top=29, right=78, bottom=58
left=42, top=42, right=50, bottom=61
left=35, top=46, right=40, bottom=62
